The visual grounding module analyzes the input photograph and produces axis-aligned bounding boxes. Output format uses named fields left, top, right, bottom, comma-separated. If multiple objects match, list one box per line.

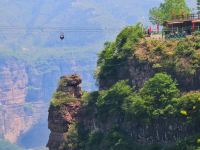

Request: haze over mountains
left=0, top=0, right=163, bottom=48
left=0, top=0, right=195, bottom=50
left=0, top=0, right=196, bottom=149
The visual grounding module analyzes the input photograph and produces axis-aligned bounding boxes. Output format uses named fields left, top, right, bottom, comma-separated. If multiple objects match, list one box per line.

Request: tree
left=96, top=80, right=133, bottom=120
left=149, top=0, right=190, bottom=25
left=140, top=73, right=180, bottom=110
left=175, top=92, right=200, bottom=125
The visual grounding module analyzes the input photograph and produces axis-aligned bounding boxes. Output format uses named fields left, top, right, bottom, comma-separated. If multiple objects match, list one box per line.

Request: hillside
left=97, top=29, right=200, bottom=91
left=0, top=0, right=196, bottom=149
left=0, top=1, right=167, bottom=148
left=47, top=24, right=200, bottom=150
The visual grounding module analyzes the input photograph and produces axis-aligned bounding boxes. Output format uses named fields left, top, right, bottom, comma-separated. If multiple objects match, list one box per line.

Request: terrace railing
left=171, top=13, right=200, bottom=22
left=164, top=26, right=200, bottom=39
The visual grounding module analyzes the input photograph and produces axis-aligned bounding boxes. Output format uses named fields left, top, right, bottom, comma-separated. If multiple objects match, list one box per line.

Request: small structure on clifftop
left=164, top=13, right=200, bottom=38
left=47, top=74, right=82, bottom=150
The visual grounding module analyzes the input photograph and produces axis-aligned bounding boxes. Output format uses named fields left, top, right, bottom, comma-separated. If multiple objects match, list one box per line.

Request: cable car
left=60, top=33, right=64, bottom=40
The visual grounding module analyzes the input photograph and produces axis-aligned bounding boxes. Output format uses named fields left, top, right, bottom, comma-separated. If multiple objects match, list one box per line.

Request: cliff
left=47, top=25, right=200, bottom=150
left=97, top=28, right=200, bottom=92
left=0, top=52, right=97, bottom=148
left=0, top=58, right=45, bottom=143
left=47, top=74, right=200, bottom=150
left=47, top=75, right=82, bottom=150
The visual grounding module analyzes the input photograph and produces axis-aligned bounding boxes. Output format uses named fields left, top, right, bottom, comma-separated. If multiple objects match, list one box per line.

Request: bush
left=96, top=80, right=133, bottom=120
left=140, top=73, right=179, bottom=107
left=175, top=92, right=200, bottom=125
left=96, top=24, right=144, bottom=87
left=50, top=91, right=78, bottom=107
left=175, top=39, right=200, bottom=75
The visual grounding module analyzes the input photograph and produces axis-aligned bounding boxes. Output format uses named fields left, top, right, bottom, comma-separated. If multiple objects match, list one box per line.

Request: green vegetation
left=140, top=73, right=180, bottom=118
left=73, top=23, right=200, bottom=149
left=174, top=36, right=200, bottom=75
left=175, top=92, right=200, bottom=126
left=133, top=35, right=200, bottom=92
left=96, top=80, right=133, bottom=120
left=52, top=8, right=200, bottom=148
left=64, top=73, right=200, bottom=149
left=96, top=24, right=144, bottom=87
left=149, top=0, right=190, bottom=25
left=50, top=91, right=78, bottom=107
left=96, top=24, right=200, bottom=91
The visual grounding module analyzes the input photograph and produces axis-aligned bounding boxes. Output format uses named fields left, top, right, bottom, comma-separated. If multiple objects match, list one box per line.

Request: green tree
left=149, top=0, right=190, bottom=25
left=175, top=92, right=200, bottom=125
left=96, top=80, right=133, bottom=120
left=96, top=24, right=144, bottom=88
left=140, top=73, right=180, bottom=116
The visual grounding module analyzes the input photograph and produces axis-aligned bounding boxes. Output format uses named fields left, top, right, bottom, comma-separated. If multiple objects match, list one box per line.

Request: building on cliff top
left=164, top=13, right=200, bottom=38
left=147, top=13, right=200, bottom=39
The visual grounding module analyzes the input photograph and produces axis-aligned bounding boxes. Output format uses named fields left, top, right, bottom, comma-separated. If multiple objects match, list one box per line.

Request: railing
left=164, top=26, right=200, bottom=39
left=146, top=26, right=200, bottom=39
left=171, top=13, right=200, bottom=22
left=164, top=26, right=200, bottom=32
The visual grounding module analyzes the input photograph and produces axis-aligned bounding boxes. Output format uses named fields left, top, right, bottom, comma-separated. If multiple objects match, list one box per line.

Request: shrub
left=96, top=80, right=133, bottom=120
left=96, top=24, right=144, bottom=87
left=50, top=91, right=78, bottom=107
left=140, top=73, right=179, bottom=117
left=175, top=92, right=200, bottom=125
left=140, top=73, right=179, bottom=107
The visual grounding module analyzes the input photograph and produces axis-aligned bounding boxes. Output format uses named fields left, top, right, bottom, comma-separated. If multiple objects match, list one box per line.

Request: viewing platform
left=167, top=13, right=200, bottom=23
left=164, top=13, right=200, bottom=38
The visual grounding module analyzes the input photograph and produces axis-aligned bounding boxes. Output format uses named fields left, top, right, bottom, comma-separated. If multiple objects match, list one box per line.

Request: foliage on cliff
left=64, top=73, right=200, bottom=150
left=63, top=25, right=200, bottom=150
left=135, top=35, right=200, bottom=76
left=50, top=24, right=200, bottom=150
left=96, top=24, right=200, bottom=91
left=96, top=24, right=144, bottom=88
left=50, top=91, right=78, bottom=107
left=50, top=75, right=82, bottom=107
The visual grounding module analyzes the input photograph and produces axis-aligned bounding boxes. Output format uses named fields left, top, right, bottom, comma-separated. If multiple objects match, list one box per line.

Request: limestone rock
left=47, top=74, right=82, bottom=150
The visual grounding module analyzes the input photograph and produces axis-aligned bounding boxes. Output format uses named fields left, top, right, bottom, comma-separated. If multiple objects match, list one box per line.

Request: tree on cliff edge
left=149, top=0, right=190, bottom=25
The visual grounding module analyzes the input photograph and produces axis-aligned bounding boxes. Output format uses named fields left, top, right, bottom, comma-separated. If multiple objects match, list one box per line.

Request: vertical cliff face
left=0, top=55, right=96, bottom=148
left=0, top=58, right=32, bottom=143
left=0, top=58, right=47, bottom=144
left=47, top=75, right=82, bottom=150
left=0, top=58, right=28, bottom=105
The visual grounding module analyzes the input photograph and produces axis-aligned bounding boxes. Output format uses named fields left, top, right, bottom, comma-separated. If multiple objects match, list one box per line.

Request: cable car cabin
left=164, top=13, right=200, bottom=39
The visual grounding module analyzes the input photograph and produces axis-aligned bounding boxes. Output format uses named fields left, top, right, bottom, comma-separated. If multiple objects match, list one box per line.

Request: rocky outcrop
left=98, top=57, right=155, bottom=90
left=99, top=55, right=200, bottom=91
left=0, top=55, right=96, bottom=147
left=47, top=75, right=82, bottom=150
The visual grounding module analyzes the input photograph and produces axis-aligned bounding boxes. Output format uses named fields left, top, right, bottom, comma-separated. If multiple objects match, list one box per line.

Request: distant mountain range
left=0, top=0, right=166, bottom=49
left=0, top=0, right=195, bottom=51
